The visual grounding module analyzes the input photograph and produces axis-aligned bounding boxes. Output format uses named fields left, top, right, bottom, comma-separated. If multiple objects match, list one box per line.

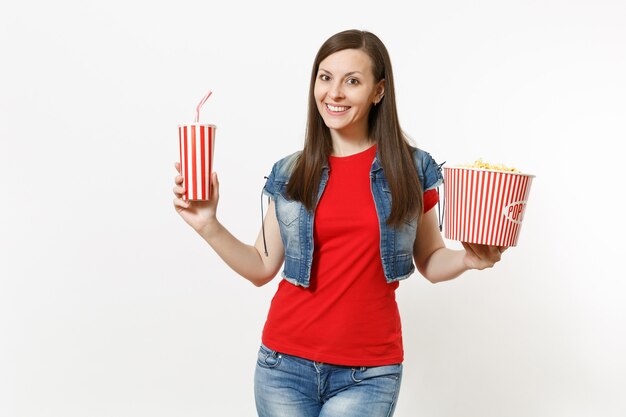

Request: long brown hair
left=287, top=29, right=423, bottom=227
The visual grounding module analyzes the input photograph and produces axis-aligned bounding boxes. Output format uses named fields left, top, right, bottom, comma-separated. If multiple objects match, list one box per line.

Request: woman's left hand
left=461, top=243, right=508, bottom=270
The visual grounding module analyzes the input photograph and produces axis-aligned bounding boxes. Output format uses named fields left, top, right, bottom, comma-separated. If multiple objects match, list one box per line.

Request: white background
left=1, top=0, right=624, bottom=416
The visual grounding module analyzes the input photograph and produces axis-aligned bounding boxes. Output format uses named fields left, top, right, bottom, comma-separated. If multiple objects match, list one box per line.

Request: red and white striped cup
left=178, top=123, right=216, bottom=201
left=443, top=167, right=534, bottom=247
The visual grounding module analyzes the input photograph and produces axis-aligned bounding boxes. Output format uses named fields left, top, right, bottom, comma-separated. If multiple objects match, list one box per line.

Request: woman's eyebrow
left=318, top=68, right=363, bottom=76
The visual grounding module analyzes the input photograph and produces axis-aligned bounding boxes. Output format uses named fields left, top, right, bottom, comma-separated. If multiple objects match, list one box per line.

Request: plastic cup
left=178, top=123, right=216, bottom=201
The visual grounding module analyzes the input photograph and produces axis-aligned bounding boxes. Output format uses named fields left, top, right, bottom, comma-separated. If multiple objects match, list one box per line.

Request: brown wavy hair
left=286, top=29, right=423, bottom=227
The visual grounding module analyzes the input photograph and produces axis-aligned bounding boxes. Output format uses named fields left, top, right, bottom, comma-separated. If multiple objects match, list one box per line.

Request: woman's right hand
left=172, top=161, right=220, bottom=235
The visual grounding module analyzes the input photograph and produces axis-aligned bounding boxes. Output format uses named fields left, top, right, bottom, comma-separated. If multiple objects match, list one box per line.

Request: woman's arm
left=412, top=208, right=505, bottom=283
left=198, top=199, right=285, bottom=287
left=173, top=163, right=284, bottom=287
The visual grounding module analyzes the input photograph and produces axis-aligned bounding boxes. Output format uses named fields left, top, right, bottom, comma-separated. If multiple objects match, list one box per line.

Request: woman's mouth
left=325, top=103, right=351, bottom=114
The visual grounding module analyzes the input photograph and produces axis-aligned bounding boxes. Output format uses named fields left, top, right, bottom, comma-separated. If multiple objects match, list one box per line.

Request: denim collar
left=371, top=149, right=383, bottom=172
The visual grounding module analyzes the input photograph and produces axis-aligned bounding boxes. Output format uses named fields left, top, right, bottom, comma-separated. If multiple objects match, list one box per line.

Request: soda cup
left=178, top=123, right=216, bottom=201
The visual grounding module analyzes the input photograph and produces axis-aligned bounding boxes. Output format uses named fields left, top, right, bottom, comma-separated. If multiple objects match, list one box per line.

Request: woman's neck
left=329, top=127, right=373, bottom=157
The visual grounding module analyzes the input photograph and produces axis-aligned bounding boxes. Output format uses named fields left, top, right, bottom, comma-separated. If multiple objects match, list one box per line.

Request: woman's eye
left=319, top=74, right=330, bottom=81
left=347, top=78, right=359, bottom=85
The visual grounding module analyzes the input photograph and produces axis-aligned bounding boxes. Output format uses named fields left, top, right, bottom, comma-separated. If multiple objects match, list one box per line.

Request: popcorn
left=459, top=158, right=520, bottom=173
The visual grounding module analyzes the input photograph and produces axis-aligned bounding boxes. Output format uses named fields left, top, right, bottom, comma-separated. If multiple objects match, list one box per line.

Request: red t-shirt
left=262, top=145, right=438, bottom=366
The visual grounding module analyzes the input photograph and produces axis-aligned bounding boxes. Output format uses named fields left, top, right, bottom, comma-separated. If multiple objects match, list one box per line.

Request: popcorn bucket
left=443, top=167, right=535, bottom=246
left=178, top=90, right=216, bottom=201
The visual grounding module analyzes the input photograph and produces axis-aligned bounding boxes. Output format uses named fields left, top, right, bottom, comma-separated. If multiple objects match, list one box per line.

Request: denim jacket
left=263, top=146, right=443, bottom=288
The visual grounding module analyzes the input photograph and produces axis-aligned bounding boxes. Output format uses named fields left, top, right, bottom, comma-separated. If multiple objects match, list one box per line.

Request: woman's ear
left=374, top=79, right=386, bottom=104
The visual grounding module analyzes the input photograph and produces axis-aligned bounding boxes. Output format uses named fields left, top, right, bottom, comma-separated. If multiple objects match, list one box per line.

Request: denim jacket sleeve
left=412, top=147, right=444, bottom=192
left=262, top=151, right=302, bottom=200
left=262, top=163, right=278, bottom=200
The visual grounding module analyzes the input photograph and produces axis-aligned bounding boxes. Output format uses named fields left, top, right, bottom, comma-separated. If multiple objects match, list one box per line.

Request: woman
left=173, top=29, right=505, bottom=417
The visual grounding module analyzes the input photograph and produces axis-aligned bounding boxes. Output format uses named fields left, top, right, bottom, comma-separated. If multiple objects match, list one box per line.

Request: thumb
left=211, top=172, right=220, bottom=198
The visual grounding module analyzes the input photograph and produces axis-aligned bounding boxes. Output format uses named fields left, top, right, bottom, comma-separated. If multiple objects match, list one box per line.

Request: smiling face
left=314, top=48, right=385, bottom=140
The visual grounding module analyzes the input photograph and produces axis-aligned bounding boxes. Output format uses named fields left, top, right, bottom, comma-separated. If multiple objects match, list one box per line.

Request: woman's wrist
left=458, top=248, right=473, bottom=272
left=199, top=217, right=222, bottom=241
left=443, top=249, right=471, bottom=280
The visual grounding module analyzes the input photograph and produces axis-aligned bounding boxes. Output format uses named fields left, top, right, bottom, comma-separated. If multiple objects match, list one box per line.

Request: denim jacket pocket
left=274, top=183, right=302, bottom=260
left=275, top=181, right=300, bottom=227
left=276, top=194, right=300, bottom=227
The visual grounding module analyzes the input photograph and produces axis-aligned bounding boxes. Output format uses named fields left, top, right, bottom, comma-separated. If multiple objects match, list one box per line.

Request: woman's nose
left=328, top=82, right=344, bottom=100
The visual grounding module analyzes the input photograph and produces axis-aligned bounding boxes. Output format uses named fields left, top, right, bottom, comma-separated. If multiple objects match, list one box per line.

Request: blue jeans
left=254, top=344, right=403, bottom=417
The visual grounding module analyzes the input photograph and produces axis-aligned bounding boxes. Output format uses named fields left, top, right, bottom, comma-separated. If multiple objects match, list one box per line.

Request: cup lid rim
left=178, top=123, right=217, bottom=128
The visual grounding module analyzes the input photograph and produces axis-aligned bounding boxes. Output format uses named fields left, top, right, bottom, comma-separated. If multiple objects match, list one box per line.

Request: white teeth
left=327, top=104, right=349, bottom=112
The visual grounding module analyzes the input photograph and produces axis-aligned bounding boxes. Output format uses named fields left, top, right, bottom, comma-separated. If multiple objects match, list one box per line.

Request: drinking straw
left=195, top=90, right=213, bottom=123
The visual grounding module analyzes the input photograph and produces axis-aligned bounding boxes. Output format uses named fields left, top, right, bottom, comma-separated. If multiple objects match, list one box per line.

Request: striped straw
left=195, top=90, right=213, bottom=123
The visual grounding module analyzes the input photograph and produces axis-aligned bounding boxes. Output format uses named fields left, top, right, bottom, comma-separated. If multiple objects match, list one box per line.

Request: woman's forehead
left=318, top=49, right=373, bottom=75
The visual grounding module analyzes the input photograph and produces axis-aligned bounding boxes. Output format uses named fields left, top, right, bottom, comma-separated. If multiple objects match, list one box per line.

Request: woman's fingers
left=210, top=172, right=219, bottom=200
left=173, top=168, right=185, bottom=197
left=461, top=242, right=478, bottom=258
left=173, top=162, right=185, bottom=198
left=174, top=163, right=184, bottom=193
left=173, top=196, right=190, bottom=209
left=172, top=162, right=194, bottom=211
left=173, top=184, right=185, bottom=197
left=469, top=243, right=500, bottom=260
left=462, top=242, right=505, bottom=270
left=483, top=244, right=501, bottom=260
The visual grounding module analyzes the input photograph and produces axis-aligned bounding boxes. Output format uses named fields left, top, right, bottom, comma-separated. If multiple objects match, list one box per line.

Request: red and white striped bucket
left=443, top=167, right=534, bottom=247
left=178, top=123, right=216, bottom=201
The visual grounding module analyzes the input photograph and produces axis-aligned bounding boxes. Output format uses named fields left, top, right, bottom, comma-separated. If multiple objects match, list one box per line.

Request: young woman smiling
left=173, top=29, right=506, bottom=417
